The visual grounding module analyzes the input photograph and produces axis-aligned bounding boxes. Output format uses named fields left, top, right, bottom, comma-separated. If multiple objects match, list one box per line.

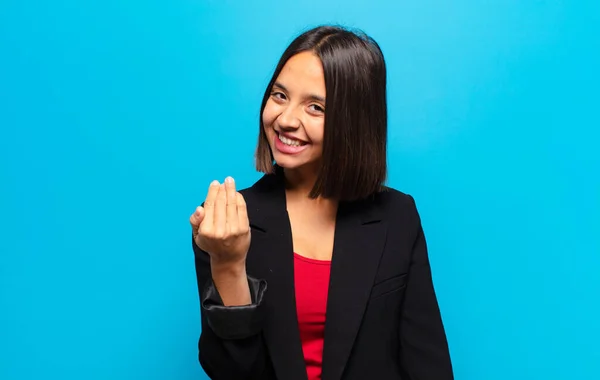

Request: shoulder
left=364, top=186, right=423, bottom=232
left=237, top=173, right=279, bottom=201
left=235, top=172, right=285, bottom=222
left=377, top=186, right=417, bottom=209
left=374, top=186, right=419, bottom=216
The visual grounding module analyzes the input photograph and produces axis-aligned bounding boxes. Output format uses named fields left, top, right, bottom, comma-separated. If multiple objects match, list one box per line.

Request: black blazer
left=193, top=171, right=453, bottom=380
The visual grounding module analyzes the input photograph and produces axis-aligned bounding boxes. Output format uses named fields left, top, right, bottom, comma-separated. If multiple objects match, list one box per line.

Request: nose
left=277, top=105, right=301, bottom=131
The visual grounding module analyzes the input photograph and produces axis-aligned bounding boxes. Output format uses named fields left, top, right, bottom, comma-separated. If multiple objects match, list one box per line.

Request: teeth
left=278, top=134, right=302, bottom=147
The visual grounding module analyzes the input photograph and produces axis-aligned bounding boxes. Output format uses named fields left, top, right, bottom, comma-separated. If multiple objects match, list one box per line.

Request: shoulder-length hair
left=255, top=25, right=387, bottom=201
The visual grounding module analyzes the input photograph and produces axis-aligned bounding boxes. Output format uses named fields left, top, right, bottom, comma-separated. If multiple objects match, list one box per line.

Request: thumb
left=190, top=206, right=205, bottom=230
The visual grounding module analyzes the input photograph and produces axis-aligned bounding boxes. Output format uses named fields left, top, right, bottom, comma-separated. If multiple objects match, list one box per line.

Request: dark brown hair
left=255, top=25, right=387, bottom=201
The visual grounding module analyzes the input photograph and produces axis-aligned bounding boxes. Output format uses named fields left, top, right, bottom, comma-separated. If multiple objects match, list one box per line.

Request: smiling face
left=262, top=51, right=326, bottom=175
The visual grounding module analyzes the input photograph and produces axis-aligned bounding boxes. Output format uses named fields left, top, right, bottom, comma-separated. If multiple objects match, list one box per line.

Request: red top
left=294, top=253, right=331, bottom=380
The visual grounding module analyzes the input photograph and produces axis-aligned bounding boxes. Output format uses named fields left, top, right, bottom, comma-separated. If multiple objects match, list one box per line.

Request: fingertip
left=225, top=176, right=234, bottom=184
left=210, top=180, right=220, bottom=187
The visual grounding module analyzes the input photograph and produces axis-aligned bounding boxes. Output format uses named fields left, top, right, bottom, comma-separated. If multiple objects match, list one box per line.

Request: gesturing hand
left=190, top=177, right=251, bottom=267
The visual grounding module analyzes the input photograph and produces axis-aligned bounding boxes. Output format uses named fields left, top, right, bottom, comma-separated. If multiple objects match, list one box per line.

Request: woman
left=190, top=25, right=453, bottom=380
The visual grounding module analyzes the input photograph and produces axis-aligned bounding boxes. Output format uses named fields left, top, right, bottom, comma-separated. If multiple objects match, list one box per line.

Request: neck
left=283, top=167, right=317, bottom=197
left=282, top=167, right=339, bottom=210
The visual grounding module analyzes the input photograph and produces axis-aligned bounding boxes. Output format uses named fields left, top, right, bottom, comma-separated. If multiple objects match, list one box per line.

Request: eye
left=271, top=91, right=286, bottom=101
left=308, top=104, right=325, bottom=114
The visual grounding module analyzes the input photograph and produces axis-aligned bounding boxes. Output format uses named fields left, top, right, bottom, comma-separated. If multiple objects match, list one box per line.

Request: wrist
left=210, top=258, right=247, bottom=279
left=210, top=259, right=251, bottom=306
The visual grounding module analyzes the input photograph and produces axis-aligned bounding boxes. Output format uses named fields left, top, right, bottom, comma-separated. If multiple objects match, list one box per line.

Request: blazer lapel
left=321, top=198, right=387, bottom=380
left=245, top=170, right=387, bottom=380
left=245, top=172, right=308, bottom=380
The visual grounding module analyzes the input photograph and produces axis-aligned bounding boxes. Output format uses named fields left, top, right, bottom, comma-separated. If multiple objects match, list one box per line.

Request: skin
left=190, top=52, right=337, bottom=306
left=263, top=52, right=338, bottom=262
left=262, top=51, right=326, bottom=190
left=190, top=178, right=252, bottom=306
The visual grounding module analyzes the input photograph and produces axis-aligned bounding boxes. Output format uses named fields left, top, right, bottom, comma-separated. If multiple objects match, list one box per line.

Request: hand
left=190, top=177, right=251, bottom=268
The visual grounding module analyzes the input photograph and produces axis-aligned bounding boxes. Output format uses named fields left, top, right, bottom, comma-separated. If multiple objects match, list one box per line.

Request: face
left=262, top=51, right=326, bottom=174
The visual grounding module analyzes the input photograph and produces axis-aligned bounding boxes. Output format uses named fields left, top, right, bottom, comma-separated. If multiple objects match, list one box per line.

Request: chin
left=271, top=156, right=299, bottom=170
left=272, top=156, right=299, bottom=169
left=273, top=156, right=319, bottom=174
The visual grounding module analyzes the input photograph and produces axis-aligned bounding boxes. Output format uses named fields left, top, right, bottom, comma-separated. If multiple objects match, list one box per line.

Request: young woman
left=190, top=25, right=453, bottom=380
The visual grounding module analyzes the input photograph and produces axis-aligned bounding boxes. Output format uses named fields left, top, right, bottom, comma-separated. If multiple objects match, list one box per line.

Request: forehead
left=276, top=52, right=325, bottom=94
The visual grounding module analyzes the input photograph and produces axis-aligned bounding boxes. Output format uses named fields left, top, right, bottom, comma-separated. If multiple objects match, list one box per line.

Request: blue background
left=1, top=1, right=599, bottom=379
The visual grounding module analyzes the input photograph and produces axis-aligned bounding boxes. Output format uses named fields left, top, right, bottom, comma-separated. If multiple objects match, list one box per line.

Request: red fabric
left=294, top=252, right=331, bottom=380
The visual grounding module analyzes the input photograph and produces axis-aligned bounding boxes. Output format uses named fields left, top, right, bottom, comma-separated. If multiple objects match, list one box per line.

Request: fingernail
left=225, top=176, right=234, bottom=184
left=210, top=180, right=219, bottom=186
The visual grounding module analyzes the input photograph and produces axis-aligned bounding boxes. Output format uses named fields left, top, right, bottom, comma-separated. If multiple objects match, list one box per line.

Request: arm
left=193, top=238, right=270, bottom=379
left=399, top=197, right=454, bottom=379
left=190, top=179, right=271, bottom=379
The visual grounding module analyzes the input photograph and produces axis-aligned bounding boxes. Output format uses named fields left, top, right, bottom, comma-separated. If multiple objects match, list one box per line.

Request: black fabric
left=201, top=276, right=267, bottom=340
left=193, top=171, right=454, bottom=380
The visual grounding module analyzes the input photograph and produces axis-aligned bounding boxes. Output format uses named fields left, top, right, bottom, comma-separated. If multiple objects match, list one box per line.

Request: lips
left=276, top=131, right=307, bottom=146
left=273, top=131, right=309, bottom=154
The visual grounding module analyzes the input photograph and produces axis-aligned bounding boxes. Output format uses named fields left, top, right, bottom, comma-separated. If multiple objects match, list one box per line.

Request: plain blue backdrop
left=1, top=1, right=599, bottom=379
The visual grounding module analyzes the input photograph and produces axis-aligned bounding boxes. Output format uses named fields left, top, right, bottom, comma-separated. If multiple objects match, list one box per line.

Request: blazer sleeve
left=399, top=196, right=454, bottom=379
left=192, top=236, right=270, bottom=379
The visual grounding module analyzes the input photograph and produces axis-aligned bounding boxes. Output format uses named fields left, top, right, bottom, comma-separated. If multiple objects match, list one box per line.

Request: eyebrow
left=273, top=82, right=325, bottom=103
